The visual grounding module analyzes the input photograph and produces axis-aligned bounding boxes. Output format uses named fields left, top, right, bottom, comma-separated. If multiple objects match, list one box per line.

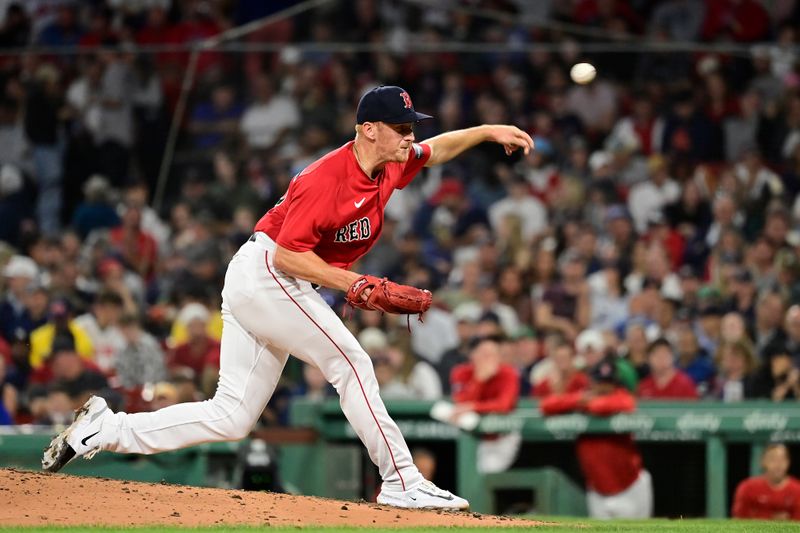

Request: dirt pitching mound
left=0, top=468, right=542, bottom=527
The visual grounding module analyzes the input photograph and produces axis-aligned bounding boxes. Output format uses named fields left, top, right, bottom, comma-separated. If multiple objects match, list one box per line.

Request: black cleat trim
left=43, top=444, right=76, bottom=473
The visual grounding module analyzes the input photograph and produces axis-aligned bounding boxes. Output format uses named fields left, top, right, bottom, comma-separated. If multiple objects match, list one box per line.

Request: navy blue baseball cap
left=589, top=356, right=619, bottom=384
left=356, top=86, right=433, bottom=124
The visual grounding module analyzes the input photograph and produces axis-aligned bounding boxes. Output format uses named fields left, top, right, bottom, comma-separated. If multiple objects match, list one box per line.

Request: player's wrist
left=477, top=124, right=494, bottom=142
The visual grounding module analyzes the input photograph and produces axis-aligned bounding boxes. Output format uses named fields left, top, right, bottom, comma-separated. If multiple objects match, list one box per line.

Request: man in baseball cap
left=541, top=354, right=653, bottom=518
left=43, top=79, right=534, bottom=513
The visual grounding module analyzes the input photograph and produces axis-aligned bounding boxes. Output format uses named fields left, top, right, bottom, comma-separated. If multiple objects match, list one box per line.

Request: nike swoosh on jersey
left=354, top=197, right=366, bottom=208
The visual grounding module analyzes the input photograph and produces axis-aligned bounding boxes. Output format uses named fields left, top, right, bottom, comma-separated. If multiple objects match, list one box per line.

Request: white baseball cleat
left=42, top=395, right=111, bottom=473
left=377, top=479, right=469, bottom=510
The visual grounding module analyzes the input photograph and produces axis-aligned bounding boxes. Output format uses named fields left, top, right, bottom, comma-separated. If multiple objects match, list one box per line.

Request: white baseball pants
left=586, top=469, right=653, bottom=519
left=97, top=232, right=423, bottom=492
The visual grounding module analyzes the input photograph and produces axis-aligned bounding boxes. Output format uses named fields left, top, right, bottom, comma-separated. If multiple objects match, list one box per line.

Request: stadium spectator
left=25, top=63, right=68, bottom=235
left=586, top=246, right=628, bottom=331
left=660, top=90, right=720, bottom=161
left=109, top=203, right=159, bottom=282
left=488, top=173, right=548, bottom=242
left=577, top=328, right=638, bottom=392
left=694, top=303, right=723, bottom=357
left=0, top=163, right=30, bottom=248
left=720, top=311, right=752, bottom=345
left=496, top=265, right=534, bottom=329
left=754, top=290, right=787, bottom=360
left=28, top=298, right=93, bottom=370
left=675, top=325, right=715, bottom=393
left=0, top=356, right=15, bottom=424
left=70, top=175, right=120, bottom=239
left=784, top=306, right=800, bottom=365
left=628, top=156, right=680, bottom=234
left=35, top=338, right=108, bottom=407
left=436, top=309, right=478, bottom=395
left=4, top=328, right=32, bottom=393
left=189, top=84, right=243, bottom=150
left=364, top=329, right=442, bottom=401
left=78, top=6, right=117, bottom=49
left=0, top=3, right=30, bottom=48
left=122, top=182, right=170, bottom=252
left=0, top=255, right=39, bottom=341
left=724, top=269, right=758, bottom=325
left=33, top=384, right=73, bottom=425
left=291, top=364, right=334, bottom=402
left=239, top=73, right=300, bottom=152
left=637, top=338, right=699, bottom=399
left=73, top=291, right=125, bottom=375
left=541, top=356, right=653, bottom=519
left=451, top=337, right=521, bottom=473
left=453, top=285, right=520, bottom=339
left=749, top=351, right=800, bottom=401
left=95, top=45, right=134, bottom=186
left=36, top=4, right=82, bottom=47
left=411, top=447, right=437, bottom=484
left=115, top=314, right=165, bottom=390
left=620, top=322, right=650, bottom=379
left=534, top=251, right=590, bottom=342
left=532, top=341, right=588, bottom=398
left=701, top=0, right=770, bottom=42
left=713, top=341, right=757, bottom=401
left=733, top=443, right=800, bottom=520
left=166, top=303, right=220, bottom=398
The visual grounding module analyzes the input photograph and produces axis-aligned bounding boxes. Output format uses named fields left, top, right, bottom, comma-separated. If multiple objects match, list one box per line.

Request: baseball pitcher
left=43, top=85, right=533, bottom=510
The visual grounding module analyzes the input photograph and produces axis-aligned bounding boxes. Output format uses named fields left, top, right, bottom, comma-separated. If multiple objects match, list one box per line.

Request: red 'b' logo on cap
left=400, top=91, right=412, bottom=109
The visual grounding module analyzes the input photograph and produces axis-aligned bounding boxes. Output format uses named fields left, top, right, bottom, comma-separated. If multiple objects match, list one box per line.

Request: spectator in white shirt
left=627, top=155, right=680, bottom=234
left=488, top=173, right=548, bottom=243
left=240, top=73, right=300, bottom=151
left=73, top=290, right=125, bottom=375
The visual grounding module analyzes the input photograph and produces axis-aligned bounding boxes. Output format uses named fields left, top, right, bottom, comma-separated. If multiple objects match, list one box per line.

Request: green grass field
left=1, top=518, right=798, bottom=533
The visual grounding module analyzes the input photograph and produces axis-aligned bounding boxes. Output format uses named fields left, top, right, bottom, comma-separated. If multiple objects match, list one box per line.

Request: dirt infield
left=0, top=468, right=539, bottom=527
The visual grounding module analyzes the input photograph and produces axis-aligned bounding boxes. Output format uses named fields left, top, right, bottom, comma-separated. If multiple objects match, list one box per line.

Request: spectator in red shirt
left=167, top=303, right=220, bottom=398
left=77, top=6, right=118, bottom=48
left=637, top=338, right=699, bottom=400
left=733, top=443, right=800, bottom=520
left=109, top=204, right=158, bottom=282
left=541, top=356, right=653, bottom=519
left=450, top=336, right=520, bottom=473
left=701, top=0, right=769, bottom=43
left=532, top=341, right=589, bottom=398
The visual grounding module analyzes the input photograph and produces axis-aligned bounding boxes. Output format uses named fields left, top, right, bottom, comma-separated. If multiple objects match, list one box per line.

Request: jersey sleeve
left=792, top=484, right=800, bottom=520
left=731, top=480, right=752, bottom=518
left=395, top=142, right=431, bottom=189
left=275, top=175, right=330, bottom=252
left=540, top=391, right=583, bottom=415
left=470, top=366, right=520, bottom=414
left=586, top=389, right=636, bottom=416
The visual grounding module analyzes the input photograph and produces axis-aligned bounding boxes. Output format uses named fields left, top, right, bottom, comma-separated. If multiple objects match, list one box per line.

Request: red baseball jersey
left=450, top=363, right=520, bottom=414
left=255, top=141, right=431, bottom=269
left=733, top=476, right=800, bottom=520
left=532, top=371, right=589, bottom=398
left=540, top=388, right=643, bottom=495
left=637, top=370, right=698, bottom=400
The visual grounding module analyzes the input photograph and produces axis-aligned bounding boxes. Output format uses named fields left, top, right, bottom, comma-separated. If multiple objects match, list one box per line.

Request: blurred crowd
left=3, top=0, right=800, bottom=428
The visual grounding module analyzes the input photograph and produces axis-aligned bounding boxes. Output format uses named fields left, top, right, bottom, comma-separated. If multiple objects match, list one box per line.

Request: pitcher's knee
left=207, top=397, right=257, bottom=441
left=329, top=354, right=377, bottom=394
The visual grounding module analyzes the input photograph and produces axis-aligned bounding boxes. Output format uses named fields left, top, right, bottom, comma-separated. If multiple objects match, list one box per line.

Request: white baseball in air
left=570, top=62, right=596, bottom=84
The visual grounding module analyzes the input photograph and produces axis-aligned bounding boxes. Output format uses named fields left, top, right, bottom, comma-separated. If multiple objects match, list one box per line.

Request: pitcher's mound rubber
left=0, top=468, right=543, bottom=527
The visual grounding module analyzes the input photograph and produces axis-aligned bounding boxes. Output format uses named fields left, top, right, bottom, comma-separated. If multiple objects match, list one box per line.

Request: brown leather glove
left=345, top=275, right=432, bottom=315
